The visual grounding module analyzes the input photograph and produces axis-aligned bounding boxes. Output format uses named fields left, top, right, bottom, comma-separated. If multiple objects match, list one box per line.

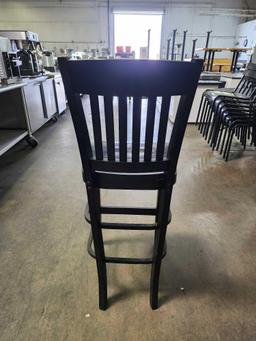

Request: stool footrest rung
left=100, top=222, right=157, bottom=230
left=85, top=204, right=172, bottom=227
left=87, top=231, right=167, bottom=264
left=101, top=206, right=157, bottom=215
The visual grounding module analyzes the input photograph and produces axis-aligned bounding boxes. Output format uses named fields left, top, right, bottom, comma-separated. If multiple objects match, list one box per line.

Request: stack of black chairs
left=196, top=63, right=256, bottom=161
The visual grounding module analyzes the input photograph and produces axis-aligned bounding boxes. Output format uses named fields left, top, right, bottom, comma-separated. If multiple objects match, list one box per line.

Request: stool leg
left=87, top=185, right=108, bottom=310
left=150, top=187, right=172, bottom=310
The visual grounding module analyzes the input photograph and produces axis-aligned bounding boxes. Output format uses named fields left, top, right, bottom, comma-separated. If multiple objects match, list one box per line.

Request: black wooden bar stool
left=59, top=58, right=202, bottom=310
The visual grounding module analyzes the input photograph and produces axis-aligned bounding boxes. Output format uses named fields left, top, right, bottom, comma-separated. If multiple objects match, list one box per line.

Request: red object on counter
left=116, top=46, right=124, bottom=53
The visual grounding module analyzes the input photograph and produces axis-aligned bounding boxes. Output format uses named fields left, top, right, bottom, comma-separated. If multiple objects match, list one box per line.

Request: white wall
left=0, top=0, right=243, bottom=58
left=235, top=19, right=256, bottom=62
left=0, top=1, right=108, bottom=55
left=161, top=4, right=240, bottom=59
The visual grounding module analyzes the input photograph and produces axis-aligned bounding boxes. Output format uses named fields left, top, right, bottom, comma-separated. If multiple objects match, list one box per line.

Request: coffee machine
left=42, top=51, right=56, bottom=72
left=0, top=36, right=22, bottom=83
left=0, top=30, right=44, bottom=77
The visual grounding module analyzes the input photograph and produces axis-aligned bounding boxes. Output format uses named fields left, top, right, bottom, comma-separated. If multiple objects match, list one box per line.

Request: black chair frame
left=196, top=63, right=256, bottom=160
left=59, top=58, right=202, bottom=310
left=196, top=63, right=256, bottom=131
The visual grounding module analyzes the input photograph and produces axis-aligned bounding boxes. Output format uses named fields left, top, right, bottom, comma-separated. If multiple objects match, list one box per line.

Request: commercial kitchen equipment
left=0, top=32, right=67, bottom=157
left=0, top=82, right=36, bottom=157
left=0, top=30, right=44, bottom=76
left=22, top=76, right=49, bottom=133
left=53, top=75, right=66, bottom=114
left=0, top=36, right=21, bottom=83
left=0, top=72, right=67, bottom=157
left=42, top=51, right=56, bottom=72
left=41, top=78, right=58, bottom=119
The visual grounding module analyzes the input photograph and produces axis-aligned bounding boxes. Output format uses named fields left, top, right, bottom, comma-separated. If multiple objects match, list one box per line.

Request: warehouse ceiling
left=1, top=0, right=256, bottom=10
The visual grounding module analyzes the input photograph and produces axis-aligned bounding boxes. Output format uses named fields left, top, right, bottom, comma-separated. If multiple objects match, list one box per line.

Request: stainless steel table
left=0, top=82, right=35, bottom=157
left=0, top=73, right=67, bottom=156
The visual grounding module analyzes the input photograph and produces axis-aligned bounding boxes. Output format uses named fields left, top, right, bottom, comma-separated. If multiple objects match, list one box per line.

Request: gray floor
left=0, top=112, right=256, bottom=341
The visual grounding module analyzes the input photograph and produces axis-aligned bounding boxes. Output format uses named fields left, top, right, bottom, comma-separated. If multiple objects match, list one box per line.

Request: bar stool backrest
left=59, top=58, right=202, bottom=182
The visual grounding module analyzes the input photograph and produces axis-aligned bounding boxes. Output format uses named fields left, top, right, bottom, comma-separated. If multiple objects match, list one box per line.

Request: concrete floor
left=0, top=112, right=256, bottom=341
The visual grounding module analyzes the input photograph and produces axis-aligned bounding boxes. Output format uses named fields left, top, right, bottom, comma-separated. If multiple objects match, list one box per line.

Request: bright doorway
left=114, top=13, right=162, bottom=59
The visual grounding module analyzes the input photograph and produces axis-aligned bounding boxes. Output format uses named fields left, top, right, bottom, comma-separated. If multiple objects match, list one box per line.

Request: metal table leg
left=191, top=39, right=197, bottom=59
left=210, top=51, right=215, bottom=71
left=206, top=51, right=212, bottom=71
left=166, top=39, right=171, bottom=60
left=233, top=51, right=239, bottom=73
left=230, top=51, right=236, bottom=72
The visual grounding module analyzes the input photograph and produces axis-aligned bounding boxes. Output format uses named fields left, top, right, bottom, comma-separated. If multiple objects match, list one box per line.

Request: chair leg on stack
left=196, top=91, right=256, bottom=161
left=223, top=128, right=234, bottom=161
left=196, top=95, right=206, bottom=124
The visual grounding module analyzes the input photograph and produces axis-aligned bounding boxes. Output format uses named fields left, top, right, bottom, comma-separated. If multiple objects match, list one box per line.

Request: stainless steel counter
left=0, top=81, right=27, bottom=94
left=0, top=82, right=30, bottom=156
left=221, top=72, right=243, bottom=79
left=0, top=73, right=66, bottom=156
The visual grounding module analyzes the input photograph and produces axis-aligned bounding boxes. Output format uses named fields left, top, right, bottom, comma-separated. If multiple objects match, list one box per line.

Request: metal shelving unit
left=0, top=129, right=28, bottom=156
left=0, top=82, right=31, bottom=156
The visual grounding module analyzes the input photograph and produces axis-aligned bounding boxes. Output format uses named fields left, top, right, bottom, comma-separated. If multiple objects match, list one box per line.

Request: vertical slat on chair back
left=118, top=96, right=128, bottom=162
left=104, top=96, right=115, bottom=161
left=132, top=97, right=142, bottom=162
left=59, top=58, right=202, bottom=174
left=144, top=96, right=157, bottom=162
left=87, top=95, right=173, bottom=162
left=90, top=95, right=103, bottom=159
left=156, top=95, right=171, bottom=161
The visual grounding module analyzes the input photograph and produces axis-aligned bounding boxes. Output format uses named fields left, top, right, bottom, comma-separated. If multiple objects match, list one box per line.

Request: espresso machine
left=0, top=30, right=44, bottom=77
left=0, top=36, right=22, bottom=84
left=42, top=50, right=56, bottom=72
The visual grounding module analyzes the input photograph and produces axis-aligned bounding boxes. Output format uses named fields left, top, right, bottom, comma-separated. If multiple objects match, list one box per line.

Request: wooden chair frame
left=59, top=58, right=202, bottom=310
